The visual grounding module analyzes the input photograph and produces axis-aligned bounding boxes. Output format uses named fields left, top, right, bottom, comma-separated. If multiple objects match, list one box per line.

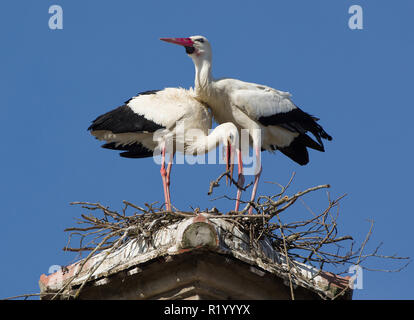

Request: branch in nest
left=208, top=170, right=252, bottom=195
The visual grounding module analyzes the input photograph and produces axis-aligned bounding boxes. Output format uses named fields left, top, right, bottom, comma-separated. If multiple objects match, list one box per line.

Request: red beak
left=226, top=143, right=234, bottom=186
left=160, top=37, right=194, bottom=47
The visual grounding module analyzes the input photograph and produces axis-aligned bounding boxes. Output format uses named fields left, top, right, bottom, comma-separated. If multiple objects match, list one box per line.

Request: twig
left=208, top=170, right=252, bottom=195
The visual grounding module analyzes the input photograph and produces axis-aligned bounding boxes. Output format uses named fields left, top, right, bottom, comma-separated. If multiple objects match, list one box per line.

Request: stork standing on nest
left=88, top=88, right=239, bottom=212
left=161, top=36, right=332, bottom=214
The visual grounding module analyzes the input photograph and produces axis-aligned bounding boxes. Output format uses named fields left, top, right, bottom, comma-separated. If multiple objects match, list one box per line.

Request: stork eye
left=194, top=38, right=204, bottom=43
left=185, top=46, right=195, bottom=54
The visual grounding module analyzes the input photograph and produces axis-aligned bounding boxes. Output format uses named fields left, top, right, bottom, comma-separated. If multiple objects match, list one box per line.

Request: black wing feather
left=88, top=90, right=164, bottom=134
left=277, top=136, right=310, bottom=166
left=258, top=107, right=332, bottom=149
left=88, top=90, right=163, bottom=159
left=124, top=90, right=160, bottom=104
left=101, top=142, right=153, bottom=158
left=88, top=105, right=164, bottom=134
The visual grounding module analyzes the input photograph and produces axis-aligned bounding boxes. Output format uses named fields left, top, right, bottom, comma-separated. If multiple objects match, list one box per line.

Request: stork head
left=160, top=35, right=212, bottom=61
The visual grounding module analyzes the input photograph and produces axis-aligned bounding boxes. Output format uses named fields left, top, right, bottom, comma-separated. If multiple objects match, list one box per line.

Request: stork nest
left=39, top=171, right=407, bottom=301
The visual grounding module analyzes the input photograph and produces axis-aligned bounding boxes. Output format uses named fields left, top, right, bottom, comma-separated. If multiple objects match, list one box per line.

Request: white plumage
left=89, top=87, right=239, bottom=211
left=161, top=35, right=332, bottom=213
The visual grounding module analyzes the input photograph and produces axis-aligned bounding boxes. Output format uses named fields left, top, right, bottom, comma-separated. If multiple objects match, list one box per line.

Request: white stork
left=161, top=36, right=332, bottom=214
left=88, top=87, right=239, bottom=212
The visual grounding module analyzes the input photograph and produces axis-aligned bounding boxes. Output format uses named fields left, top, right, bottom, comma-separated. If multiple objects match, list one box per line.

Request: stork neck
left=193, top=58, right=212, bottom=97
left=190, top=124, right=231, bottom=155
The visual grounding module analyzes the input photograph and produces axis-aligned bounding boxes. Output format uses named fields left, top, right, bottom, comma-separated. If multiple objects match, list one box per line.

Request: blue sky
left=0, top=0, right=413, bottom=300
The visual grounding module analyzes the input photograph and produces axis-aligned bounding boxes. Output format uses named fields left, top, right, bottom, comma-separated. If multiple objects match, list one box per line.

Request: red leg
left=248, top=146, right=262, bottom=215
left=226, top=144, right=234, bottom=185
left=235, top=149, right=245, bottom=211
left=160, top=146, right=171, bottom=211
left=165, top=152, right=174, bottom=211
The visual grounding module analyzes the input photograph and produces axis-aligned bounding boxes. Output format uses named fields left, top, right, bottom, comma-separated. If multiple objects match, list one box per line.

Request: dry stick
left=361, top=261, right=411, bottom=273
left=203, top=213, right=271, bottom=219
left=272, top=195, right=349, bottom=298
left=122, top=200, right=148, bottom=213
left=3, top=292, right=74, bottom=301
left=331, top=219, right=375, bottom=300
left=73, top=228, right=131, bottom=299
left=276, top=213, right=295, bottom=300
left=264, top=171, right=296, bottom=200
left=303, top=200, right=339, bottom=263
left=51, top=229, right=122, bottom=300
left=208, top=170, right=252, bottom=196
left=251, top=184, right=331, bottom=218
left=71, top=202, right=124, bottom=221
left=63, top=245, right=115, bottom=252
left=268, top=184, right=331, bottom=217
